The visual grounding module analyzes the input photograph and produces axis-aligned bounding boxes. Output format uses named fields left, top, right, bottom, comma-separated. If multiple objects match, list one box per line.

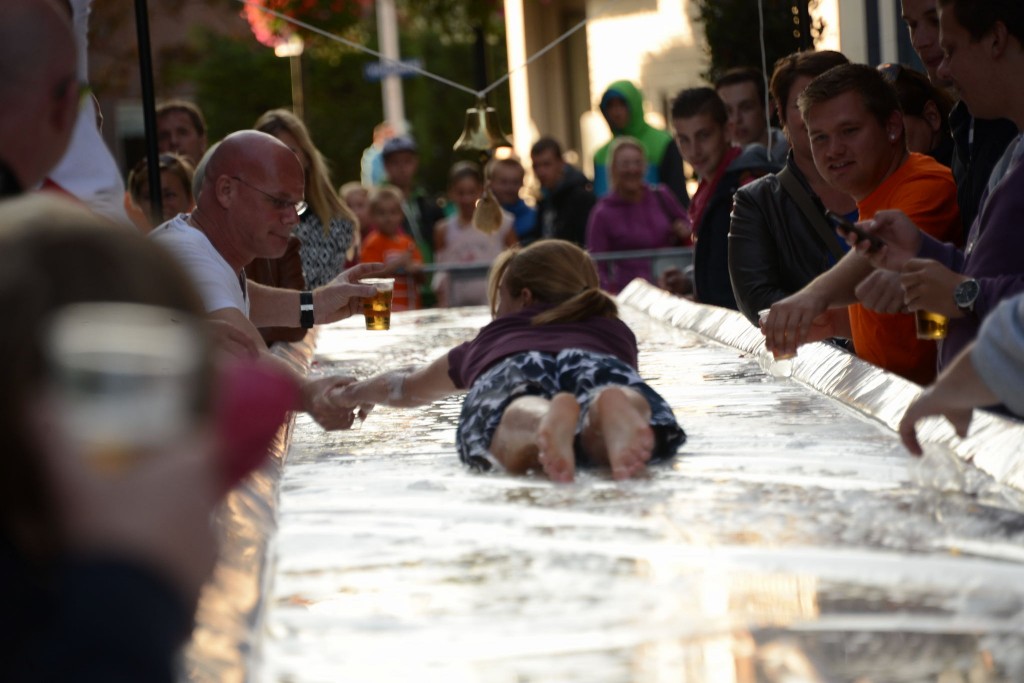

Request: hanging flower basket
left=241, top=0, right=371, bottom=49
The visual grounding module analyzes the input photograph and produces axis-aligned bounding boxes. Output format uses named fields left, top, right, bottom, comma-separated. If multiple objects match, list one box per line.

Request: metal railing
left=417, top=246, right=694, bottom=283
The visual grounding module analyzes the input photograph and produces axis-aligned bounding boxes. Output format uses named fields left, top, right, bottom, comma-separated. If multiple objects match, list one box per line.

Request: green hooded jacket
left=592, top=80, right=674, bottom=197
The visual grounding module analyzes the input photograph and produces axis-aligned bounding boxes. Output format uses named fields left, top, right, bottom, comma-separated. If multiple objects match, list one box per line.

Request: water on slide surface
left=260, top=306, right=1024, bottom=683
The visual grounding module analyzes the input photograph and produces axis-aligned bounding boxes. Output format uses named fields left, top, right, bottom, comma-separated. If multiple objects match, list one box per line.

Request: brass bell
left=453, top=99, right=513, bottom=152
left=472, top=187, right=503, bottom=234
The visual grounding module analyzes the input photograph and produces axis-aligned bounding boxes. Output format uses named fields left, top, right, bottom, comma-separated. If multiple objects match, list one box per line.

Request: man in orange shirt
left=761, top=64, right=960, bottom=384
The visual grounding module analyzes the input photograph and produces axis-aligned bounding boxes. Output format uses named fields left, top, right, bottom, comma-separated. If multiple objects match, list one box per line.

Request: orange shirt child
left=361, top=186, right=425, bottom=311
left=852, top=152, right=962, bottom=385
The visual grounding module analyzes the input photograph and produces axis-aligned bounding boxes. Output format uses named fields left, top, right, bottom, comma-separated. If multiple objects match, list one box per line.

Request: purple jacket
left=918, top=147, right=1024, bottom=369
left=585, top=184, right=688, bottom=293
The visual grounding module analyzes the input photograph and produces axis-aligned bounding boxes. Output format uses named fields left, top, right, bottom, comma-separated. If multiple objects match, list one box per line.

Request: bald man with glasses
left=153, top=130, right=386, bottom=430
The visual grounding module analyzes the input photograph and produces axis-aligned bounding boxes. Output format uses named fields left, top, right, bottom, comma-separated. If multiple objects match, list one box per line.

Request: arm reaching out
left=898, top=341, right=995, bottom=455
left=329, top=353, right=460, bottom=411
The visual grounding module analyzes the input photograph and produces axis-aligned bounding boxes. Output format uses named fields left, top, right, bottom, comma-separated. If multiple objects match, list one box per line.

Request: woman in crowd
left=126, top=152, right=195, bottom=232
left=586, top=137, right=691, bottom=293
left=254, top=109, right=357, bottom=287
left=329, top=239, right=686, bottom=483
left=878, top=62, right=955, bottom=167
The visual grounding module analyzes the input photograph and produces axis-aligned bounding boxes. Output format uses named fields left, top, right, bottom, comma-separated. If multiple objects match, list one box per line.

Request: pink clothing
left=433, top=212, right=512, bottom=307
left=585, top=184, right=689, bottom=293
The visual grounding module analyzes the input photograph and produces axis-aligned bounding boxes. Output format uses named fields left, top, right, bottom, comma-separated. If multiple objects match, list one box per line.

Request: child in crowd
left=329, top=239, right=686, bottom=482
left=127, top=153, right=195, bottom=232
left=339, top=181, right=371, bottom=244
left=359, top=186, right=424, bottom=311
left=433, top=161, right=516, bottom=308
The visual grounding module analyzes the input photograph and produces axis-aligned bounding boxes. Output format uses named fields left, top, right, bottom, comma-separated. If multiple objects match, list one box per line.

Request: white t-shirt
left=151, top=214, right=249, bottom=317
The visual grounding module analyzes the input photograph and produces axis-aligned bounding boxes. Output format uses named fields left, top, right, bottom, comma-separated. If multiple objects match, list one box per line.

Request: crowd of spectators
left=4, top=0, right=1024, bottom=677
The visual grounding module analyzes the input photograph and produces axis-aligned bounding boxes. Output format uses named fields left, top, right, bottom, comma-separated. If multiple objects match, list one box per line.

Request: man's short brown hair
left=156, top=99, right=206, bottom=137
left=797, top=63, right=900, bottom=129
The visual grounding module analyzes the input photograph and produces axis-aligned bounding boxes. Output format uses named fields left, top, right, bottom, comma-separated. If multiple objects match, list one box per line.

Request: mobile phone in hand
left=825, top=210, right=885, bottom=251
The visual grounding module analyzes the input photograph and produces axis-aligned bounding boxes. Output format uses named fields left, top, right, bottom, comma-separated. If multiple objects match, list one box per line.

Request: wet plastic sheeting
left=258, top=283, right=1024, bottom=682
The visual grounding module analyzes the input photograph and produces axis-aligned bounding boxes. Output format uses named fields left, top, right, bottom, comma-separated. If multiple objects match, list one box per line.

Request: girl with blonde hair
left=254, top=109, right=359, bottom=286
left=329, top=239, right=685, bottom=482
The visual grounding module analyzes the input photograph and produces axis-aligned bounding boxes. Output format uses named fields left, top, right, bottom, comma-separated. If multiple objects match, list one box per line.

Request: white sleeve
left=971, top=293, right=1024, bottom=416
left=153, top=228, right=247, bottom=316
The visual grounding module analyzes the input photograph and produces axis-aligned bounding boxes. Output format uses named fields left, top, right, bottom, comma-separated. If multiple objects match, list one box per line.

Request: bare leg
left=579, top=386, right=655, bottom=480
left=489, top=395, right=550, bottom=475
left=535, top=392, right=580, bottom=483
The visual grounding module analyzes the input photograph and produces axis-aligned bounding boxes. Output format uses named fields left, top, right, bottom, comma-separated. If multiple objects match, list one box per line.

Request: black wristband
left=299, top=290, right=315, bottom=329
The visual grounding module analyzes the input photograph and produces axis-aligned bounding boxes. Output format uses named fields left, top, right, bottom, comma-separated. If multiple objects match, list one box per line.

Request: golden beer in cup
left=915, top=309, right=948, bottom=340
left=362, top=278, right=395, bottom=331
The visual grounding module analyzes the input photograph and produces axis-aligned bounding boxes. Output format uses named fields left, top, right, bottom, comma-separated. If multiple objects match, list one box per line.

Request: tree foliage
left=695, top=0, right=826, bottom=83
left=163, top=1, right=510, bottom=194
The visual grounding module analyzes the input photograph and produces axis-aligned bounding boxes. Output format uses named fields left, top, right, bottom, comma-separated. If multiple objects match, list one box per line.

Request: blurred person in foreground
left=0, top=194, right=293, bottom=681
left=0, top=0, right=79, bottom=199
left=329, top=240, right=685, bottom=483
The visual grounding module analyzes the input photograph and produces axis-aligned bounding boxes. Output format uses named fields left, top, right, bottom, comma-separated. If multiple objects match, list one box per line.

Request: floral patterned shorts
left=456, top=349, right=685, bottom=471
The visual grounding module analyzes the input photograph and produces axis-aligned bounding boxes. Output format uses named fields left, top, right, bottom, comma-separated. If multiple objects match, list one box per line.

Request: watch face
left=955, top=279, right=980, bottom=308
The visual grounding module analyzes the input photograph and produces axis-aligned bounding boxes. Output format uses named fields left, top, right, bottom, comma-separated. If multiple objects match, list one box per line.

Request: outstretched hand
left=302, top=374, right=362, bottom=430
left=760, top=290, right=833, bottom=357
left=898, top=387, right=973, bottom=456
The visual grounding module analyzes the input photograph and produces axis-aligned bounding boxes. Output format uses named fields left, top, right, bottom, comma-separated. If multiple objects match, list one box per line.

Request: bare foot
left=591, top=387, right=654, bottom=480
left=536, top=393, right=579, bottom=483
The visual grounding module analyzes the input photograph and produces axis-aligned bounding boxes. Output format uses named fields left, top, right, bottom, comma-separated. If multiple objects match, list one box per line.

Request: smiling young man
left=671, top=87, right=771, bottom=309
left=901, top=0, right=1018, bottom=234
left=715, top=67, right=789, bottom=164
left=760, top=64, right=960, bottom=384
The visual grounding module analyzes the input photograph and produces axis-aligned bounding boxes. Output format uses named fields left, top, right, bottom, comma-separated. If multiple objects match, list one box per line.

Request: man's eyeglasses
left=230, top=176, right=307, bottom=215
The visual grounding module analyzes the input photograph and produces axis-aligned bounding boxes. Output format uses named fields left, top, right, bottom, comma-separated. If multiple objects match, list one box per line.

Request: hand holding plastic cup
left=46, top=302, right=205, bottom=473
left=362, top=278, right=395, bottom=331
left=758, top=308, right=796, bottom=360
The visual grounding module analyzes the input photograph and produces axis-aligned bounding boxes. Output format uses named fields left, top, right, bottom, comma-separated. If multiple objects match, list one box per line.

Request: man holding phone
left=761, top=64, right=960, bottom=385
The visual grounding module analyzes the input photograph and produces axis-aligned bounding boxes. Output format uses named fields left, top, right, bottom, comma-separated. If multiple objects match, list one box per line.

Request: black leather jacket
left=694, top=145, right=776, bottom=310
left=728, top=156, right=840, bottom=326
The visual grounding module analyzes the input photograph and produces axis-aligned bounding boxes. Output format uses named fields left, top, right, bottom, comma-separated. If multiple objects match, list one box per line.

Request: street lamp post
left=275, top=34, right=306, bottom=121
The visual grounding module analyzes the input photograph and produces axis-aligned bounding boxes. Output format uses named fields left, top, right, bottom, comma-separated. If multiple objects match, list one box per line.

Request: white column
left=376, top=0, right=405, bottom=132
left=504, top=0, right=532, bottom=162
